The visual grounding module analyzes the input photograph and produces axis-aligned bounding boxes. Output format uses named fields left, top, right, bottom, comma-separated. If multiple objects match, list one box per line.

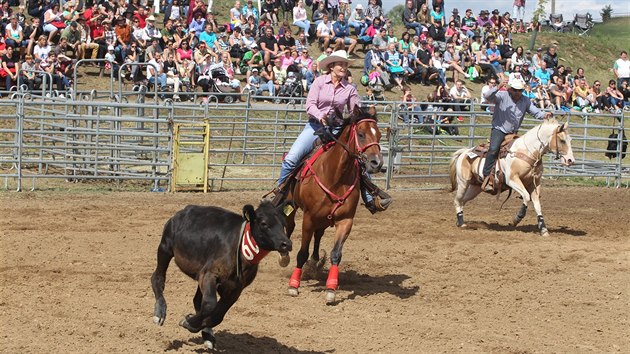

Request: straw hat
left=319, top=50, right=351, bottom=70
left=146, top=15, right=156, bottom=22
left=509, top=78, right=526, bottom=90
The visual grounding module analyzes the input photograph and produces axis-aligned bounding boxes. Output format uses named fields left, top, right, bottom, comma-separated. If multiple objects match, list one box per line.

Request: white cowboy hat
left=509, top=78, right=526, bottom=90
left=146, top=15, right=156, bottom=21
left=318, top=50, right=352, bottom=70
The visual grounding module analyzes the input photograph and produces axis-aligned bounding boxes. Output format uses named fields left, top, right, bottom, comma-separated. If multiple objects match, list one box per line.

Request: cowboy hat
left=146, top=15, right=156, bottom=21
left=509, top=78, right=526, bottom=90
left=319, top=50, right=352, bottom=69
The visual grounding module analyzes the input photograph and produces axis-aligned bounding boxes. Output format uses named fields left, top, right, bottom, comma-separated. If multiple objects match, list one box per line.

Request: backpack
left=605, top=130, right=627, bottom=159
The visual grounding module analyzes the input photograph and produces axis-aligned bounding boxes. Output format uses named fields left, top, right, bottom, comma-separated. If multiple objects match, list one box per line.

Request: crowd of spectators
left=0, top=0, right=628, bottom=108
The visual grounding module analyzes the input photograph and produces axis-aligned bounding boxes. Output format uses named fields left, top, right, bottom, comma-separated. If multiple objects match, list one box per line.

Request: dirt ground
left=1, top=187, right=628, bottom=353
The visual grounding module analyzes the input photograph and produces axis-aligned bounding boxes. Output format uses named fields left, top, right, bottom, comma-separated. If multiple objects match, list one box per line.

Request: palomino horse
left=448, top=118, right=575, bottom=236
left=280, top=107, right=383, bottom=304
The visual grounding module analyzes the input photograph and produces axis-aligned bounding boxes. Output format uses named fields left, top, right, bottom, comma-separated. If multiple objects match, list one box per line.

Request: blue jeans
left=257, top=80, right=275, bottom=96
left=149, top=74, right=167, bottom=88
left=293, top=20, right=311, bottom=36
left=278, top=120, right=373, bottom=202
left=482, top=128, right=507, bottom=178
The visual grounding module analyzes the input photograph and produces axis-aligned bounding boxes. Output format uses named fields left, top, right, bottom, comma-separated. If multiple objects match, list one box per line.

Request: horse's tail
left=448, top=148, right=467, bottom=192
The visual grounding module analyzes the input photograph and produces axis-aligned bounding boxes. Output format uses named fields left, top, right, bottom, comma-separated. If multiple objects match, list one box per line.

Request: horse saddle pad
left=466, top=134, right=520, bottom=160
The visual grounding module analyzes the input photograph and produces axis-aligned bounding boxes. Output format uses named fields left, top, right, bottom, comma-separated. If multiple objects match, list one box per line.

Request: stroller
left=206, top=64, right=241, bottom=103
left=363, top=70, right=386, bottom=101
left=275, top=64, right=304, bottom=104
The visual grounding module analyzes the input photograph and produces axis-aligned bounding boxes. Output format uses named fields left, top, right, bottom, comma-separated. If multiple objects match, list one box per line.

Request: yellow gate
left=171, top=122, right=210, bottom=192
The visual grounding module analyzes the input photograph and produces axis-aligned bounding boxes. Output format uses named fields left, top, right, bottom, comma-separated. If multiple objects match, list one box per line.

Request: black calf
left=151, top=200, right=291, bottom=349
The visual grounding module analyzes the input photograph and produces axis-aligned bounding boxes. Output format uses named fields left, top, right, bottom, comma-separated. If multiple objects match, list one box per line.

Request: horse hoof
left=204, top=340, right=215, bottom=350
left=458, top=223, right=467, bottom=228
left=325, top=290, right=336, bottom=304
left=179, top=315, right=201, bottom=333
left=287, top=287, right=299, bottom=297
left=278, top=252, right=290, bottom=267
left=153, top=316, right=164, bottom=326
left=540, top=229, right=550, bottom=237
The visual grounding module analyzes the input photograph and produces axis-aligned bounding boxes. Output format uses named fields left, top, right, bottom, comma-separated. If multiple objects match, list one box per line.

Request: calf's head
left=243, top=200, right=292, bottom=253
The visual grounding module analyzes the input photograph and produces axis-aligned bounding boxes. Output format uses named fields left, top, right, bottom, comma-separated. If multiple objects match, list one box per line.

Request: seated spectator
left=543, top=46, right=558, bottom=73
left=486, top=40, right=505, bottom=80
left=4, top=15, right=23, bottom=54
left=428, top=21, right=446, bottom=44
left=534, top=81, right=552, bottom=109
left=294, top=48, right=312, bottom=76
left=42, top=52, right=70, bottom=92
left=431, top=49, right=447, bottom=87
left=104, top=45, right=120, bottom=77
left=261, top=0, right=279, bottom=27
left=1, top=45, right=19, bottom=89
left=520, top=62, right=533, bottom=83
left=449, top=8, right=462, bottom=27
left=304, top=61, right=320, bottom=90
left=498, top=37, right=513, bottom=70
left=147, top=51, right=168, bottom=91
left=384, top=43, right=405, bottom=90
left=548, top=76, right=570, bottom=110
left=259, top=25, right=279, bottom=66
left=618, top=81, right=630, bottom=107
left=402, top=0, right=422, bottom=34
left=461, top=8, right=477, bottom=38
left=292, top=1, right=311, bottom=38
left=60, top=21, right=83, bottom=60
left=365, top=0, right=384, bottom=25
left=430, top=5, right=445, bottom=27
left=312, top=2, right=329, bottom=27
left=605, top=79, right=625, bottom=112
left=43, top=2, right=64, bottom=45
left=278, top=27, right=296, bottom=52
left=189, top=12, right=205, bottom=35
left=480, top=77, right=497, bottom=107
left=240, top=44, right=263, bottom=75
left=416, top=3, right=430, bottom=27
left=510, top=46, right=525, bottom=70
left=20, top=55, right=42, bottom=90
left=331, top=12, right=357, bottom=55
left=444, top=21, right=460, bottom=44
left=572, top=78, right=595, bottom=111
left=443, top=44, right=469, bottom=82
left=534, top=61, right=551, bottom=86
left=449, top=79, right=472, bottom=112
left=260, top=63, right=276, bottom=96
left=415, top=39, right=436, bottom=86
left=348, top=3, right=367, bottom=35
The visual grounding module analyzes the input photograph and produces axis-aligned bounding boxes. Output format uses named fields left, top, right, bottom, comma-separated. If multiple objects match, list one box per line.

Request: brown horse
left=448, top=118, right=575, bottom=236
left=279, top=107, right=383, bottom=304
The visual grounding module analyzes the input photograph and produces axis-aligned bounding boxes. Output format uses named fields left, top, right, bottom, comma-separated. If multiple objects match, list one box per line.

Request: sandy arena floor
left=0, top=187, right=628, bottom=353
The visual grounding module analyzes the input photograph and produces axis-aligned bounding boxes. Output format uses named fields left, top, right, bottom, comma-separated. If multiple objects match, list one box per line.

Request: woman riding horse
left=481, top=78, right=552, bottom=192
left=273, top=50, right=391, bottom=213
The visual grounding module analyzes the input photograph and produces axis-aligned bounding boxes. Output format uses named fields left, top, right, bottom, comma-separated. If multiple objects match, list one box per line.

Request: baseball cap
left=108, top=45, right=114, bottom=51
left=251, top=68, right=259, bottom=72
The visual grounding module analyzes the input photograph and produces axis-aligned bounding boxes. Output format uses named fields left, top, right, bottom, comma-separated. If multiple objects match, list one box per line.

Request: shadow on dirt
left=166, top=332, right=332, bottom=353
left=466, top=221, right=587, bottom=237
left=307, top=271, right=419, bottom=304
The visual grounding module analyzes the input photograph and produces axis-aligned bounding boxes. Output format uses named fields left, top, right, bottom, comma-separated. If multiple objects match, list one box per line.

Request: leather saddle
left=469, top=133, right=520, bottom=160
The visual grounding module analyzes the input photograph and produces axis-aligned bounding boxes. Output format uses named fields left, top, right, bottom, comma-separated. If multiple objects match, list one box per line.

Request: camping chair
left=573, top=14, right=594, bottom=36
left=549, top=14, right=566, bottom=32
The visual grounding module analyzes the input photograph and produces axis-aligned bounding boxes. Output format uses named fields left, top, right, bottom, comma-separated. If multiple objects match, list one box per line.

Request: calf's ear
left=243, top=204, right=256, bottom=222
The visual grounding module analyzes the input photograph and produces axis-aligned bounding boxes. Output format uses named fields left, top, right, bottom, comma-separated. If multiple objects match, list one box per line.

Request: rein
left=304, top=119, right=380, bottom=224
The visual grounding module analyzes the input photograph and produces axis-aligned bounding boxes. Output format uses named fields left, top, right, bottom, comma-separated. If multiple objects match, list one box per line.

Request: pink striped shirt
left=306, top=74, right=360, bottom=122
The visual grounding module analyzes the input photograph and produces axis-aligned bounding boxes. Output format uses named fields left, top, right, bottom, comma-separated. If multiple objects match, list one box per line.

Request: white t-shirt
left=614, top=58, right=630, bottom=78
left=147, top=59, right=162, bottom=79
left=480, top=85, right=492, bottom=104
left=317, top=21, right=332, bottom=36
left=34, top=45, right=51, bottom=61
left=450, top=86, right=470, bottom=99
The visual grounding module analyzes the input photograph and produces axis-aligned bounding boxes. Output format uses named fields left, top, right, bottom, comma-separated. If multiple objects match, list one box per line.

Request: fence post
left=16, top=95, right=24, bottom=192
left=384, top=104, right=398, bottom=190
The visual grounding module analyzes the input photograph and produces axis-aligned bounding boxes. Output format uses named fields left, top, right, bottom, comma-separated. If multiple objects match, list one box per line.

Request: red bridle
left=347, top=118, right=381, bottom=156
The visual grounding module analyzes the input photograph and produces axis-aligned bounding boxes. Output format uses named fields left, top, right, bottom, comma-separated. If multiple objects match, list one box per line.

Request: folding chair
left=549, top=14, right=566, bottom=32
left=573, top=14, right=594, bottom=36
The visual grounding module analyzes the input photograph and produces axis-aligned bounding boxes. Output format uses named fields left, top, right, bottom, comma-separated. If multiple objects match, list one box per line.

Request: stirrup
left=481, top=176, right=495, bottom=193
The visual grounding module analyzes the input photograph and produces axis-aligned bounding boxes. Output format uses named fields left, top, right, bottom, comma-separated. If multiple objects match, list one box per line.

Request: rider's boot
left=364, top=188, right=393, bottom=214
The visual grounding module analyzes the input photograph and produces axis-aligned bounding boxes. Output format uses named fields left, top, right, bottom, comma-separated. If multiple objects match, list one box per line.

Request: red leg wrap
left=326, top=265, right=339, bottom=290
left=289, top=268, right=302, bottom=288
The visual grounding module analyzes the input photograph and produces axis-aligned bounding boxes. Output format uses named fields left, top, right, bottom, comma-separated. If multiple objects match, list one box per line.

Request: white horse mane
left=513, top=118, right=564, bottom=154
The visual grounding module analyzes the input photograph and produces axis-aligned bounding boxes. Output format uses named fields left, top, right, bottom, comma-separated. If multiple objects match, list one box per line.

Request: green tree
left=529, top=0, right=549, bottom=51
left=600, top=5, right=613, bottom=22
left=387, top=5, right=405, bottom=27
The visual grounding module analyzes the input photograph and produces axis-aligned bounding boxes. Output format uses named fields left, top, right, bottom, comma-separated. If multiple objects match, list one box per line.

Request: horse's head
left=549, top=121, right=575, bottom=166
left=349, top=106, right=383, bottom=173
left=244, top=200, right=292, bottom=253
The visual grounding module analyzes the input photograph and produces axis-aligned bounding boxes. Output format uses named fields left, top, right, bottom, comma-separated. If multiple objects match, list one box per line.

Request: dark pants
left=483, top=128, right=507, bottom=178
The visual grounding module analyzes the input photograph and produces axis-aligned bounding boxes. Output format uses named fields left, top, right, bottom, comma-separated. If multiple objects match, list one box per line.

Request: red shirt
left=133, top=13, right=147, bottom=29
left=90, top=22, right=104, bottom=41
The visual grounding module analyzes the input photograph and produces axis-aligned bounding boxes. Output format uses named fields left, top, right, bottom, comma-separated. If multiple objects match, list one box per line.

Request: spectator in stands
left=415, top=39, right=435, bottom=86
left=572, top=78, right=594, bottom=111
left=1, top=45, right=19, bottom=89
left=312, top=2, right=328, bottom=27
left=23, top=16, right=41, bottom=58
left=348, top=4, right=367, bottom=36
left=605, top=79, right=625, bottom=112
left=510, top=46, right=525, bottom=70
left=543, top=46, right=558, bottom=73
left=497, top=37, right=513, bottom=70
left=548, top=76, right=569, bottom=110
left=480, top=77, right=496, bottom=107
left=146, top=38, right=163, bottom=62
left=428, top=20, right=446, bottom=44
left=189, top=12, right=205, bottom=35
left=230, top=1, right=243, bottom=28
left=618, top=81, right=630, bottom=108
left=259, top=25, right=279, bottom=66
left=60, top=21, right=82, bottom=61
left=295, top=31, right=308, bottom=53
left=28, top=0, right=46, bottom=19
left=461, top=8, right=477, bottom=39
left=163, top=52, right=183, bottom=99
left=534, top=61, right=551, bottom=86
left=613, top=51, right=630, bottom=88
left=304, top=60, right=319, bottom=90
left=486, top=40, right=505, bottom=81
left=364, top=0, right=384, bottom=25
left=449, top=8, right=461, bottom=27
left=331, top=12, right=357, bottom=55
left=241, top=0, right=259, bottom=24
left=293, top=1, right=311, bottom=38
left=261, top=0, right=279, bottom=27
left=278, top=27, right=296, bottom=52
left=20, top=55, right=41, bottom=90
left=403, top=0, right=422, bottom=34
left=520, top=62, right=533, bottom=83
left=43, top=52, right=70, bottom=92
left=260, top=62, right=276, bottom=97
left=449, top=79, right=471, bottom=112
left=294, top=48, right=312, bottom=76
left=115, top=16, right=132, bottom=62
left=147, top=51, right=168, bottom=91
left=4, top=15, right=23, bottom=55
left=43, top=2, right=63, bottom=45
left=416, top=3, right=430, bottom=27
left=443, top=44, right=469, bottom=82
left=248, top=67, right=273, bottom=96
left=33, top=35, right=51, bottom=62
left=477, top=10, right=492, bottom=29
left=534, top=81, right=552, bottom=109
left=589, top=80, right=606, bottom=113
left=384, top=42, right=405, bottom=90
left=431, top=49, right=447, bottom=87
left=513, top=0, right=526, bottom=32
